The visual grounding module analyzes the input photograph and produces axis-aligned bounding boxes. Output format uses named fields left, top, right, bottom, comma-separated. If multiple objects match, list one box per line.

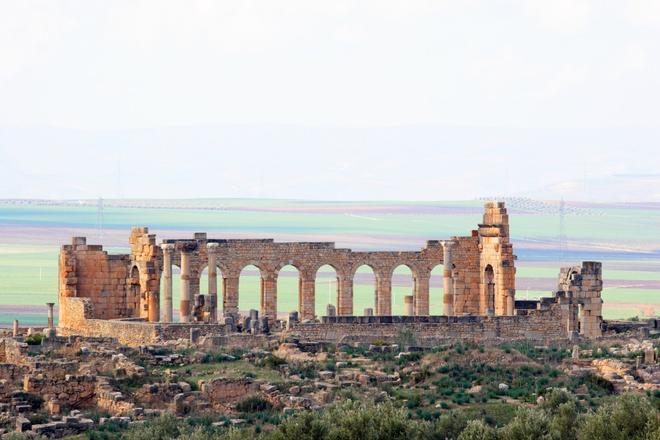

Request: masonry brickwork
left=289, top=307, right=566, bottom=346
left=56, top=201, right=605, bottom=344
left=59, top=202, right=517, bottom=324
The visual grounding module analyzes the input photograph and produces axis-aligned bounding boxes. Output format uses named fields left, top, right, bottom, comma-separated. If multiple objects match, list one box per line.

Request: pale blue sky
left=1, top=1, right=659, bottom=200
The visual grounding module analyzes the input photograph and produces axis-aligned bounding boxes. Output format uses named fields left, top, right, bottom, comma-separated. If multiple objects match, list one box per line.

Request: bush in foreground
left=92, top=393, right=658, bottom=440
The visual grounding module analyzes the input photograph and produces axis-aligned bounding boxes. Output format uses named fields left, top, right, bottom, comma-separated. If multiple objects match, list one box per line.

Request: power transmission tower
left=559, top=198, right=566, bottom=264
left=97, top=197, right=104, bottom=241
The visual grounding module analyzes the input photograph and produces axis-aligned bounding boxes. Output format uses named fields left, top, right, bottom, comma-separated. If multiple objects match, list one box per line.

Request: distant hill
left=522, top=174, right=660, bottom=203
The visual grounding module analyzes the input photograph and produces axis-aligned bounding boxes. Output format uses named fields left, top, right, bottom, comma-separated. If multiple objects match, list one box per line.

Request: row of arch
left=159, top=263, right=448, bottom=321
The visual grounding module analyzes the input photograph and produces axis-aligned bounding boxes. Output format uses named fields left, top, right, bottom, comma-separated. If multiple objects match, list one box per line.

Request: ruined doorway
left=128, top=266, right=141, bottom=317
left=485, top=264, right=495, bottom=315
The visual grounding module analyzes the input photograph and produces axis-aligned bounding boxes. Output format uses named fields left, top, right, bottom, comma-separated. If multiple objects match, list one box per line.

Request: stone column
left=46, top=303, right=55, bottom=328
left=299, top=272, right=316, bottom=321
left=206, top=243, right=219, bottom=322
left=223, top=275, right=239, bottom=317
left=441, top=240, right=456, bottom=316
left=404, top=295, right=414, bottom=316
left=161, top=244, right=174, bottom=323
left=261, top=272, right=277, bottom=320
left=12, top=320, right=19, bottom=337
left=375, top=274, right=392, bottom=315
left=414, top=271, right=430, bottom=315
left=148, top=290, right=160, bottom=323
left=337, top=275, right=353, bottom=316
left=506, top=288, right=515, bottom=316
left=180, top=250, right=192, bottom=323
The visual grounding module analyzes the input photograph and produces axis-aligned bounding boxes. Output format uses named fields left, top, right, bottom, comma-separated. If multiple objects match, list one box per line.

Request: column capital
left=207, top=242, right=220, bottom=250
left=262, top=272, right=278, bottom=281
left=440, top=239, right=457, bottom=250
left=160, top=243, right=175, bottom=252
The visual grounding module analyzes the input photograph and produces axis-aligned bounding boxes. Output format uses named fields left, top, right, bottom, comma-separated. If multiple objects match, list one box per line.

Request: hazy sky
left=1, top=1, right=659, bottom=200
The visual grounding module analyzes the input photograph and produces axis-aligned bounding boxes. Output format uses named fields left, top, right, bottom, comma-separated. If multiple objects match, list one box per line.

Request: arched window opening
left=353, top=265, right=376, bottom=316
left=277, top=265, right=300, bottom=319
left=391, top=265, right=414, bottom=315
left=315, top=265, right=338, bottom=317
left=238, top=265, right=261, bottom=317
left=429, top=264, right=445, bottom=315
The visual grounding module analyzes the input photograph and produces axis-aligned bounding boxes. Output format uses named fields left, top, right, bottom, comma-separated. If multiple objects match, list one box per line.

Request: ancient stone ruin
left=57, top=202, right=604, bottom=345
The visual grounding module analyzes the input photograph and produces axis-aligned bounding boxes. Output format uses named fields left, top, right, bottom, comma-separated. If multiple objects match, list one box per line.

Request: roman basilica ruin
left=57, top=202, right=604, bottom=346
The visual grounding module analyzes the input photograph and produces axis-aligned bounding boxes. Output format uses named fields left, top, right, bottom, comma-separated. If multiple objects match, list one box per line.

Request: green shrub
left=261, top=355, right=287, bottom=370
left=25, top=333, right=43, bottom=345
left=577, top=394, right=659, bottom=440
left=122, top=414, right=185, bottom=440
left=458, top=419, right=499, bottom=440
left=499, top=407, right=550, bottom=440
left=236, top=395, right=273, bottom=413
left=548, top=401, right=579, bottom=440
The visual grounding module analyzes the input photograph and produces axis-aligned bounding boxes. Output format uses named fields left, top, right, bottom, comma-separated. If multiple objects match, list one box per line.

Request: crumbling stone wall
left=0, top=363, right=27, bottom=382
left=23, top=374, right=97, bottom=409
left=0, top=338, right=28, bottom=364
left=201, top=377, right=260, bottom=404
left=59, top=238, right=132, bottom=322
left=128, top=227, right=162, bottom=322
left=0, top=378, right=11, bottom=398
left=136, top=382, right=190, bottom=408
left=58, top=297, right=230, bottom=346
left=478, top=202, right=516, bottom=315
left=557, top=261, right=603, bottom=338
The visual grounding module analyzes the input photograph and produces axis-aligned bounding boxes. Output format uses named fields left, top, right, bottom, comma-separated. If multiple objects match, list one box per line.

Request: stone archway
left=127, top=265, right=140, bottom=317
left=485, top=264, right=495, bottom=316
left=352, top=264, right=377, bottom=316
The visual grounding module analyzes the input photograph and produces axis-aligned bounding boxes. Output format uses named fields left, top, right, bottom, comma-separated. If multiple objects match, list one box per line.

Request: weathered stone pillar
left=223, top=275, right=239, bottom=317
left=414, top=271, right=430, bottom=315
left=337, top=274, right=353, bottom=316
left=206, top=243, right=219, bottom=322
left=375, top=274, right=392, bottom=316
left=12, top=320, right=19, bottom=337
left=161, top=244, right=174, bottom=323
left=404, top=295, right=414, bottom=316
left=644, top=348, right=657, bottom=364
left=46, top=303, right=55, bottom=328
left=148, top=289, right=160, bottom=323
left=299, top=272, right=316, bottom=321
left=441, top=240, right=456, bottom=316
left=326, top=304, right=337, bottom=317
left=506, top=288, right=515, bottom=316
left=180, top=250, right=192, bottom=323
left=261, top=272, right=277, bottom=320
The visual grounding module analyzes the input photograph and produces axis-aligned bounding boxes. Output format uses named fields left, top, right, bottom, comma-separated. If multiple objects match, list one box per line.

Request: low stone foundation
left=23, top=374, right=97, bottom=409
left=58, top=297, right=229, bottom=346
left=291, top=308, right=567, bottom=346
left=201, top=378, right=260, bottom=404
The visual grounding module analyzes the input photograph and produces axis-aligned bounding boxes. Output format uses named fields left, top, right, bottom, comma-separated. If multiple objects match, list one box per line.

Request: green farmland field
left=1, top=199, right=658, bottom=326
